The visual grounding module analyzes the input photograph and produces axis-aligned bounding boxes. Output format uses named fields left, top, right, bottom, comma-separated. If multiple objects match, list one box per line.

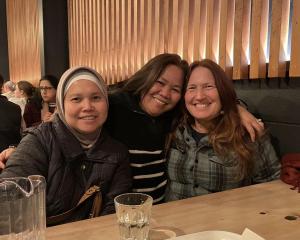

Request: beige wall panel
left=205, top=0, right=214, bottom=60
left=192, top=0, right=202, bottom=61
left=233, top=0, right=251, bottom=79
left=249, top=0, right=269, bottom=79
left=219, top=0, right=228, bottom=69
left=6, top=0, right=43, bottom=86
left=290, top=0, right=300, bottom=77
left=268, top=0, right=289, bottom=78
left=182, top=0, right=190, bottom=61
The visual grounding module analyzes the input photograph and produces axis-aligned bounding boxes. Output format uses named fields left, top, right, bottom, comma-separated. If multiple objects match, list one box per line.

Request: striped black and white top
left=106, top=92, right=174, bottom=203
left=129, top=149, right=167, bottom=203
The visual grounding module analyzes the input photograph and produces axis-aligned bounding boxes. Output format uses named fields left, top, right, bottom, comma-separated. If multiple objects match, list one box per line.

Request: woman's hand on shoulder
left=42, top=111, right=54, bottom=122
left=0, top=147, right=16, bottom=170
left=238, top=105, right=264, bottom=142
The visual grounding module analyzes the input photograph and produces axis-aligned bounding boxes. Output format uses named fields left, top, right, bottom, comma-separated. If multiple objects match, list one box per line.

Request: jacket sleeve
left=0, top=132, right=48, bottom=178
left=101, top=151, right=132, bottom=215
left=251, top=135, right=281, bottom=183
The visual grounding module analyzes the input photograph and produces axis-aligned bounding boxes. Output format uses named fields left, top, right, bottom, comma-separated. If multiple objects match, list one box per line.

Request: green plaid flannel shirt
left=165, top=125, right=281, bottom=202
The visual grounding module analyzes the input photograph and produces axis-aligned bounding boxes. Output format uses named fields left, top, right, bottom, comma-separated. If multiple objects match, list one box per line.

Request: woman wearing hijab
left=0, top=66, right=132, bottom=225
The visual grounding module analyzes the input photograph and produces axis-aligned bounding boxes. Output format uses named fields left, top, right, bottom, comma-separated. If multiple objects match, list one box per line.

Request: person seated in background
left=23, top=75, right=58, bottom=127
left=1, top=80, right=16, bottom=100
left=0, top=66, right=132, bottom=225
left=9, top=80, right=35, bottom=116
left=165, top=59, right=280, bottom=202
left=0, top=75, right=21, bottom=153
left=106, top=53, right=264, bottom=204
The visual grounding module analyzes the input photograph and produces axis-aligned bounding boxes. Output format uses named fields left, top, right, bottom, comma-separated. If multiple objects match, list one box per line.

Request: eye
left=156, top=80, right=165, bottom=86
left=70, top=97, right=81, bottom=103
left=203, top=83, right=216, bottom=90
left=186, top=85, right=196, bottom=91
left=92, top=95, right=102, bottom=101
left=171, top=87, right=181, bottom=93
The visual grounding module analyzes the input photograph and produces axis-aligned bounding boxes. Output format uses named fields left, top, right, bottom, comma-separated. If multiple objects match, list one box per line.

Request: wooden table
left=46, top=180, right=300, bottom=240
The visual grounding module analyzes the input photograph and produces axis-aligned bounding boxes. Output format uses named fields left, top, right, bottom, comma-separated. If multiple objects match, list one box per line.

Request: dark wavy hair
left=40, top=74, right=59, bottom=89
left=122, top=53, right=189, bottom=98
left=117, top=53, right=189, bottom=133
left=183, top=59, right=255, bottom=179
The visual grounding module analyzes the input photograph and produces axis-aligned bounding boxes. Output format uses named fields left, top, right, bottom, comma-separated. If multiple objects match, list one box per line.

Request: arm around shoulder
left=0, top=132, right=49, bottom=178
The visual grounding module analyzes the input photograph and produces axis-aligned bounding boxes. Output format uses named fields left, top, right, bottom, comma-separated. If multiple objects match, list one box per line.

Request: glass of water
left=114, top=193, right=153, bottom=240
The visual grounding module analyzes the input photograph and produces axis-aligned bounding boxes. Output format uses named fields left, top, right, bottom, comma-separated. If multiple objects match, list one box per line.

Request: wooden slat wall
left=268, top=0, right=290, bottom=77
left=70, top=0, right=300, bottom=82
left=249, top=0, right=269, bottom=79
left=6, top=0, right=43, bottom=86
left=290, top=0, right=300, bottom=77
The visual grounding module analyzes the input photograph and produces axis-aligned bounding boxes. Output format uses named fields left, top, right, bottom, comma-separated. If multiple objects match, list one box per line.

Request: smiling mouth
left=153, top=96, right=169, bottom=105
left=79, top=116, right=97, bottom=120
left=193, top=103, right=211, bottom=109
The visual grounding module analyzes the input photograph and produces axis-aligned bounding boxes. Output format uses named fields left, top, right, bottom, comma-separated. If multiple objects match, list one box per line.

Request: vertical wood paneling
left=249, top=0, right=269, bottom=79
left=226, top=0, right=235, bottom=75
left=67, top=0, right=298, bottom=83
left=233, top=0, right=251, bottom=79
left=205, top=0, right=214, bottom=60
left=290, top=0, right=300, bottom=77
left=268, top=0, right=289, bottom=78
left=6, top=0, right=43, bottom=85
left=218, top=0, right=230, bottom=71
left=192, top=0, right=202, bottom=61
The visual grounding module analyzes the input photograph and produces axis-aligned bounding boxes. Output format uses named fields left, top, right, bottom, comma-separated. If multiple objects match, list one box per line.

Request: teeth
left=80, top=116, right=96, bottom=120
left=154, top=97, right=167, bottom=105
left=194, top=103, right=209, bottom=109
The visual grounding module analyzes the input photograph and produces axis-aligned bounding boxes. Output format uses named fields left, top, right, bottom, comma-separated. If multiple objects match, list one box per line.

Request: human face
left=140, top=64, right=184, bottom=117
left=64, top=80, right=108, bottom=134
left=39, top=80, right=56, bottom=103
left=185, top=66, right=222, bottom=126
left=14, top=85, right=23, bottom=98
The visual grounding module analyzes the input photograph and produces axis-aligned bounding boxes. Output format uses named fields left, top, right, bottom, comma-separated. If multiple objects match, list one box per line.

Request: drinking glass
left=114, top=193, right=153, bottom=240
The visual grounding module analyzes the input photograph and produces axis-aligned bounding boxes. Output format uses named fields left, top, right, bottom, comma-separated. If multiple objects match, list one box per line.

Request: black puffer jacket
left=0, top=115, right=132, bottom=224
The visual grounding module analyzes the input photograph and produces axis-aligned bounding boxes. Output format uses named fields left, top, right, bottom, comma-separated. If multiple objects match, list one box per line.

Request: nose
left=194, top=88, right=206, bottom=100
left=82, top=99, right=94, bottom=110
left=159, top=86, right=171, bottom=99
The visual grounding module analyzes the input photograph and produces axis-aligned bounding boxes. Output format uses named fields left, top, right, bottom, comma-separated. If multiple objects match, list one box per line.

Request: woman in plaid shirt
left=165, top=59, right=280, bottom=201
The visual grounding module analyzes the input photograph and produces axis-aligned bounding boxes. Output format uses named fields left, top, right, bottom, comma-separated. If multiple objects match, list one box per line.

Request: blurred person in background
left=23, top=75, right=58, bottom=127
left=1, top=80, right=15, bottom=99
left=0, top=75, right=21, bottom=155
left=10, top=80, right=35, bottom=116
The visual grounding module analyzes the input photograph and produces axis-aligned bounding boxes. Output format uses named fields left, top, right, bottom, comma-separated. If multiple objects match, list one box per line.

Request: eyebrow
left=159, top=77, right=182, bottom=89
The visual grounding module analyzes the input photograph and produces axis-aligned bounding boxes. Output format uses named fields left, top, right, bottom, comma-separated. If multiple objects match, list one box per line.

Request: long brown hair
left=184, top=59, right=255, bottom=179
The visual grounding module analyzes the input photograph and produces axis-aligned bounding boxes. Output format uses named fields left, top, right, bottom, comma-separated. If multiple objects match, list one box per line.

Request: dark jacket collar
left=52, top=116, right=109, bottom=162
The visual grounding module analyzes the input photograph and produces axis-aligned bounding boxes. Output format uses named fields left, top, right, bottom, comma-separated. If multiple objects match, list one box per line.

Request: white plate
left=169, top=231, right=241, bottom=240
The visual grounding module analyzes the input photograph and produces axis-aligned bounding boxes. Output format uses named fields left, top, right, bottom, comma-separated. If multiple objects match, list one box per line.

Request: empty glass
left=114, top=193, right=153, bottom=240
left=0, top=175, right=46, bottom=240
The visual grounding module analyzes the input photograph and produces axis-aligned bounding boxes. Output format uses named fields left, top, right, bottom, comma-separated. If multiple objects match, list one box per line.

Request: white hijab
left=56, top=66, right=108, bottom=149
